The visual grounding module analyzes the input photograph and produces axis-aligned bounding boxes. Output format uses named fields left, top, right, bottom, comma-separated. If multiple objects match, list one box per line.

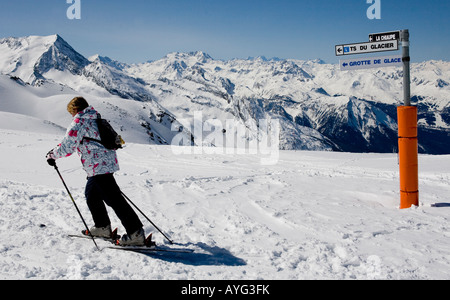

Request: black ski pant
left=85, top=173, right=143, bottom=236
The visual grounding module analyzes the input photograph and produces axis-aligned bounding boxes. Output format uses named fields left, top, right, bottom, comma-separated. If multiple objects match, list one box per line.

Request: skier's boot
left=84, top=225, right=112, bottom=238
left=118, top=228, right=145, bottom=246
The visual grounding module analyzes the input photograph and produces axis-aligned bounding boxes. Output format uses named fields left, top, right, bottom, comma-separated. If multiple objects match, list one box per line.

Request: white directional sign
left=335, top=40, right=399, bottom=56
left=369, top=31, right=400, bottom=42
left=340, top=55, right=403, bottom=71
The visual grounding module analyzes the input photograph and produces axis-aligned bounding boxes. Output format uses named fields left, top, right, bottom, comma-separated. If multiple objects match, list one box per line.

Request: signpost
left=335, top=40, right=398, bottom=56
left=369, top=31, right=400, bottom=42
left=340, top=55, right=402, bottom=71
left=335, top=29, right=418, bottom=209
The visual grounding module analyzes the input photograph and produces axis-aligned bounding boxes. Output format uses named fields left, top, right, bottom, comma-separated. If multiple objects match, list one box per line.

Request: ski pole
left=53, top=163, right=100, bottom=251
left=120, top=191, right=174, bottom=245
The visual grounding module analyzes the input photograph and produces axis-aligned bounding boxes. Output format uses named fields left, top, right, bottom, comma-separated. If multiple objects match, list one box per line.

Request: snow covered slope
left=1, top=34, right=449, bottom=154
left=0, top=74, right=192, bottom=146
left=0, top=124, right=449, bottom=279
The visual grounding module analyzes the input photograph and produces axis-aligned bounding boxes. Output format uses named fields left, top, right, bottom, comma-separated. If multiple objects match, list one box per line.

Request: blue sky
left=0, top=0, right=448, bottom=64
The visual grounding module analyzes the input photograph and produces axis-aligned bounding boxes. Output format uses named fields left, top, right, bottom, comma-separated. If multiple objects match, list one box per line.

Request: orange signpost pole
left=397, top=106, right=419, bottom=208
left=397, top=29, right=419, bottom=209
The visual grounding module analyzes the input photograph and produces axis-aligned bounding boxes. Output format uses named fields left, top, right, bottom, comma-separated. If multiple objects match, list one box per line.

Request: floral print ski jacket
left=52, top=106, right=119, bottom=177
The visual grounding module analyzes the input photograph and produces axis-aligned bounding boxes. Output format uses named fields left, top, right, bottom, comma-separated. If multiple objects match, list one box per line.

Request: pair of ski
left=69, top=228, right=194, bottom=254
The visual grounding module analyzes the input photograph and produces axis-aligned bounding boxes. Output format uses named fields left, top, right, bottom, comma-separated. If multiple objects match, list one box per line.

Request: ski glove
left=46, top=150, right=56, bottom=167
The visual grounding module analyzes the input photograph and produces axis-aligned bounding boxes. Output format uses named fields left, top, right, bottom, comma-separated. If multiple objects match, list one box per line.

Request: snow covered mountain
left=0, top=35, right=193, bottom=147
left=1, top=34, right=449, bottom=153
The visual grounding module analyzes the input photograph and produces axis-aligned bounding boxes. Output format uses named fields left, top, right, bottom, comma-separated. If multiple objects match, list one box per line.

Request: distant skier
left=46, top=96, right=146, bottom=246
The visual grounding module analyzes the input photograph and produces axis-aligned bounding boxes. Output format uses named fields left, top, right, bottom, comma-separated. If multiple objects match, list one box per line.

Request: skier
left=46, top=96, right=146, bottom=246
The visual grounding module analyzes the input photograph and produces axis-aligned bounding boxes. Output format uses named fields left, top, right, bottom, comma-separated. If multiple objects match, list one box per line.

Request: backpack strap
left=80, top=113, right=102, bottom=146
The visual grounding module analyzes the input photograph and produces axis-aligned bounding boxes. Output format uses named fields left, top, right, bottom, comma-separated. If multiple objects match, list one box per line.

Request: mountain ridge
left=1, top=34, right=449, bottom=153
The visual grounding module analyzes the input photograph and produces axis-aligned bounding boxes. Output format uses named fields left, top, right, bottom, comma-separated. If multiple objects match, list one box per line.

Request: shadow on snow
left=135, top=242, right=247, bottom=267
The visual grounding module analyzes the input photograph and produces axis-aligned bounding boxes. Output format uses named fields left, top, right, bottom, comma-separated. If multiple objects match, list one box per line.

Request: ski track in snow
left=0, top=129, right=449, bottom=280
